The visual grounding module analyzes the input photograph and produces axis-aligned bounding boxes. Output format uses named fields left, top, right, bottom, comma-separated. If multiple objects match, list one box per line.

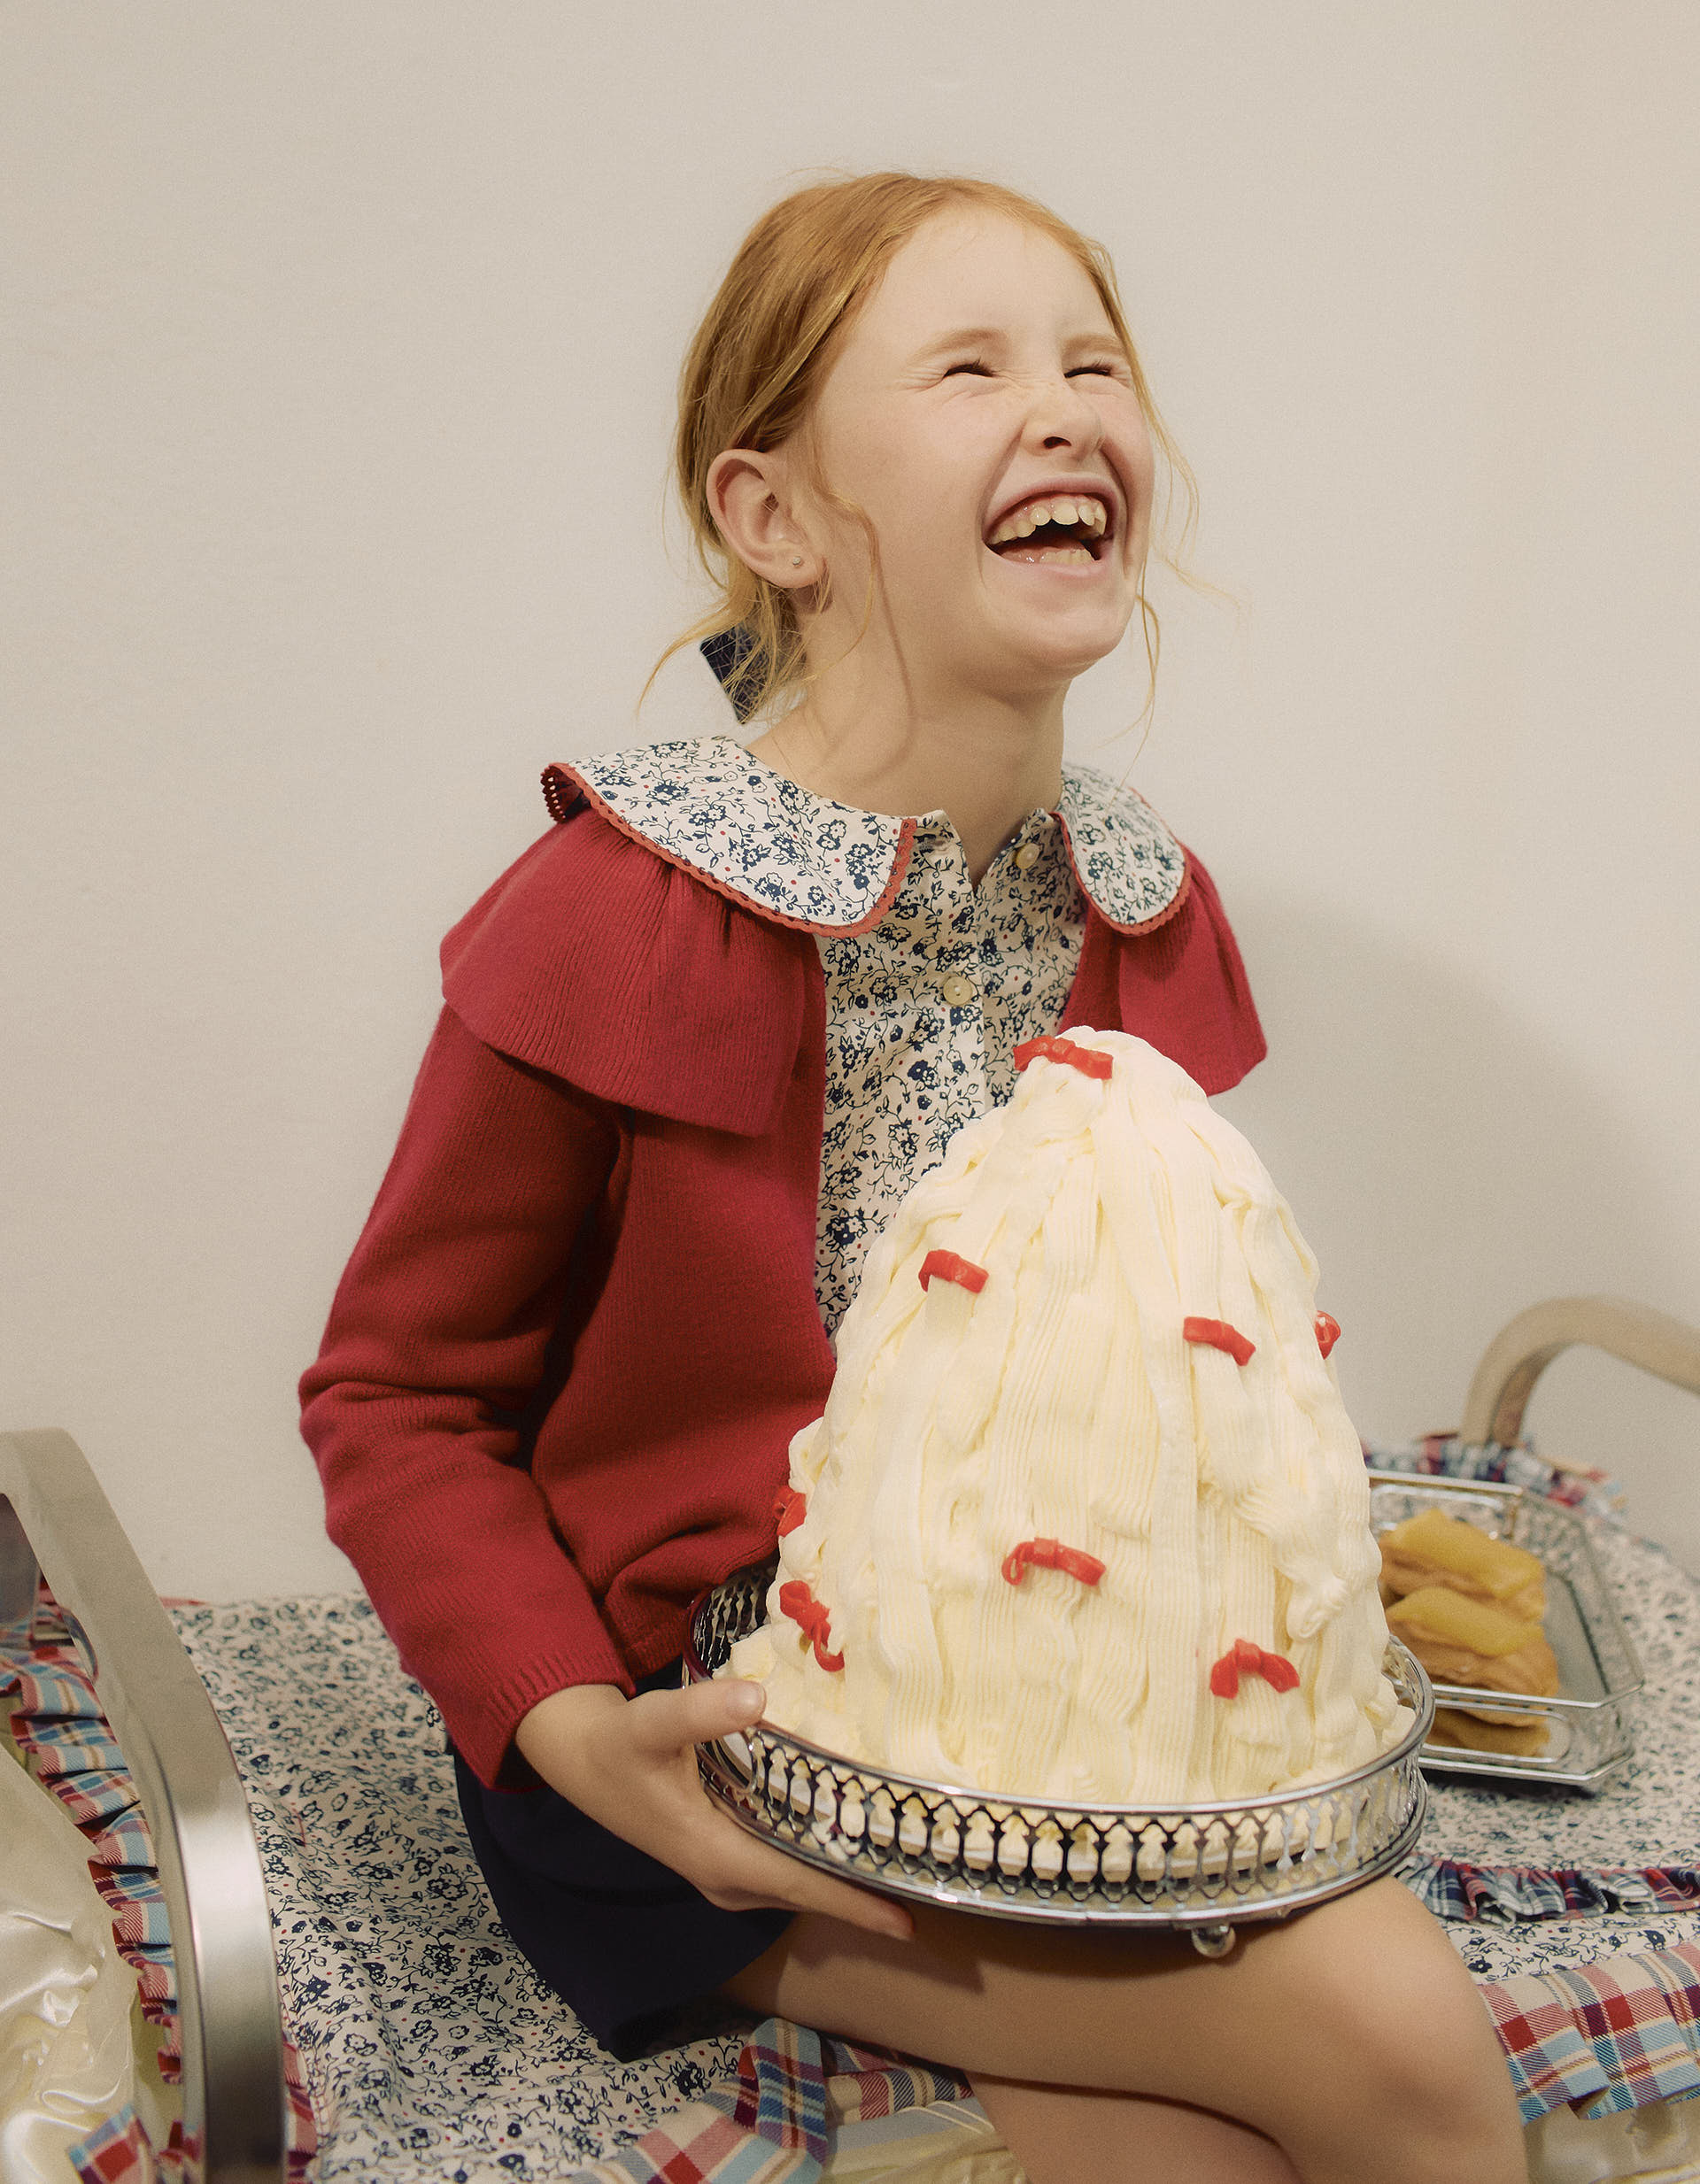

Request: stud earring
left=790, top=555, right=804, bottom=568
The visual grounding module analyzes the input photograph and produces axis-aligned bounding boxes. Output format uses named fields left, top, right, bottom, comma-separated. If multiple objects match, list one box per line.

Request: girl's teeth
left=988, top=496, right=1109, bottom=544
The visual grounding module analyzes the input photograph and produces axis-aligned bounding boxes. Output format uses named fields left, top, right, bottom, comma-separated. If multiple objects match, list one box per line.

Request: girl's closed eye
left=940, top=357, right=1127, bottom=384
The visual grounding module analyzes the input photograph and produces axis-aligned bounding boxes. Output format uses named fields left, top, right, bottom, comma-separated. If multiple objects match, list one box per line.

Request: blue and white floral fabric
left=562, top=735, right=1186, bottom=1337
left=812, top=807, right=1083, bottom=1334
left=557, top=738, right=911, bottom=936
left=560, top=734, right=1186, bottom=938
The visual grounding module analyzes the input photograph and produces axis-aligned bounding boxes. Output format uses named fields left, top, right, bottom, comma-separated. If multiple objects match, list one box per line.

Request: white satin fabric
left=0, top=1751, right=139, bottom=2179
left=1524, top=2096, right=1700, bottom=2183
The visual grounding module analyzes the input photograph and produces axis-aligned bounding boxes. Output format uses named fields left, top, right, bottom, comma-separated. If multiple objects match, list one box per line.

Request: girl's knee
left=1314, top=1937, right=1493, bottom=2084
left=1242, top=1894, right=1511, bottom=2129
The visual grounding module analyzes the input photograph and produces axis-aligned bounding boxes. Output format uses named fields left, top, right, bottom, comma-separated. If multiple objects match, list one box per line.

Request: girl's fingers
left=626, top=1678, right=765, bottom=1758
left=685, top=1804, right=914, bottom=1941
left=687, top=1802, right=915, bottom=1939
left=774, top=1864, right=916, bottom=1942
left=614, top=1684, right=914, bottom=1938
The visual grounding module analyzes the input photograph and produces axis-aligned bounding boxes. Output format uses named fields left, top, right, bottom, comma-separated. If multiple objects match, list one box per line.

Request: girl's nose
left=1026, top=371, right=1103, bottom=456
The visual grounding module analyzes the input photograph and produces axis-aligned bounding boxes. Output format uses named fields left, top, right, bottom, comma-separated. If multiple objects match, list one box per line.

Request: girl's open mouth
left=985, top=491, right=1111, bottom=567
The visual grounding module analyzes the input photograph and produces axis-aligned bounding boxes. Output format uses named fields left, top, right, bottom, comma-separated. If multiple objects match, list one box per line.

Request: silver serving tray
left=1367, top=1470, right=1644, bottom=1792
left=686, top=1563, right=1433, bottom=1951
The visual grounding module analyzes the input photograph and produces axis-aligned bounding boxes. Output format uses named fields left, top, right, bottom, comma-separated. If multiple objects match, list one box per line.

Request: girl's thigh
left=723, top=1876, right=1513, bottom=2157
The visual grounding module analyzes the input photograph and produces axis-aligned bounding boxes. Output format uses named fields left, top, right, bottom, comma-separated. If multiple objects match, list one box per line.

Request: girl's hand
left=514, top=1678, right=915, bottom=1942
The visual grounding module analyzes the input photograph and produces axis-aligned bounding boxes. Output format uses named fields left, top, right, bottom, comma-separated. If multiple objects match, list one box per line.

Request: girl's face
left=797, top=212, right=1156, bottom=702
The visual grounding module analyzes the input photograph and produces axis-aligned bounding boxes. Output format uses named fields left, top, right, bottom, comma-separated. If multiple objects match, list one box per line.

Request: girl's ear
left=707, top=449, right=819, bottom=588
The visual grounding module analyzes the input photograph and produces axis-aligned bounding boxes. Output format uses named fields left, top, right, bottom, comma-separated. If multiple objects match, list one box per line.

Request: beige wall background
left=4, top=3, right=1697, bottom=1598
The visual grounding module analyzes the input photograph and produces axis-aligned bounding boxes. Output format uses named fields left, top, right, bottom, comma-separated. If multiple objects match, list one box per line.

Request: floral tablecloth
left=8, top=1436, right=1700, bottom=2178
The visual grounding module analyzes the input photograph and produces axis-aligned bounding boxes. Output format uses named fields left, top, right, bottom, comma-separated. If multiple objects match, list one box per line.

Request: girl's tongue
left=997, top=540, right=1096, bottom=566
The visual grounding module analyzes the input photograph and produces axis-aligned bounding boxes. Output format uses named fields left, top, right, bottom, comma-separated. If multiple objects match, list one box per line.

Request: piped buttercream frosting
left=727, top=1028, right=1405, bottom=1802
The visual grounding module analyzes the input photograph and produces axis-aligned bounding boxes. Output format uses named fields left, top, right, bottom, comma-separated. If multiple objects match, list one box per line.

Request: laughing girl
left=303, top=173, right=1526, bottom=2184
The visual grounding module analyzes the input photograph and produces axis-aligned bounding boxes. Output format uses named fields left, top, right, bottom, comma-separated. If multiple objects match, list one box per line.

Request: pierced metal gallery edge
left=686, top=1563, right=1433, bottom=1958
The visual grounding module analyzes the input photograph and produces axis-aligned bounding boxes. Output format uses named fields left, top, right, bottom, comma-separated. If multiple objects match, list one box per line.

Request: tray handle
left=1459, top=1295, right=1700, bottom=1448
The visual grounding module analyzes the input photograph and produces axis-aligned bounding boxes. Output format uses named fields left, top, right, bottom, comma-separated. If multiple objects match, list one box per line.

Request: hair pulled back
left=658, top=171, right=1194, bottom=724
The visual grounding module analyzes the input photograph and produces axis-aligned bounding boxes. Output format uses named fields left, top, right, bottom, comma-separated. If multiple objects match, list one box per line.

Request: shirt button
left=1015, top=841, right=1040, bottom=871
left=940, top=972, right=977, bottom=1008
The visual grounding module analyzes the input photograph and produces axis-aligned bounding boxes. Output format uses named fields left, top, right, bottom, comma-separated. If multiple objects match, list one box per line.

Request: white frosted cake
left=727, top=1029, right=1407, bottom=1804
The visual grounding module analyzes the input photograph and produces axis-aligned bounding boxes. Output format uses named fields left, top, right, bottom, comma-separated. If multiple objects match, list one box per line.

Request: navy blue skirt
left=452, top=1665, right=792, bottom=2061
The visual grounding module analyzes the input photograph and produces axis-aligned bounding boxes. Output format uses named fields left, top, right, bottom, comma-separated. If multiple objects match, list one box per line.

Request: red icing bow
left=1209, top=1638, right=1300, bottom=1698
left=1001, top=1537, right=1107, bottom=1588
left=778, top=1580, right=845, bottom=1672
left=1012, top=1035, right=1114, bottom=1081
left=1182, top=1316, right=1256, bottom=1367
left=1315, top=1312, right=1341, bottom=1359
left=772, top=1485, right=807, bottom=1538
left=919, top=1249, right=988, bottom=1295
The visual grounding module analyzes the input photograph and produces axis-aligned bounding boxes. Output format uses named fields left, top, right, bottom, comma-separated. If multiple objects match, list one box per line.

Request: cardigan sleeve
left=298, top=1005, right=633, bottom=1787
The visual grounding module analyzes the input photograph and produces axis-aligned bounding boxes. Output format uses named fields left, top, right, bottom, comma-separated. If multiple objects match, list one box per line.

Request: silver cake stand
left=685, top=1563, right=1434, bottom=1957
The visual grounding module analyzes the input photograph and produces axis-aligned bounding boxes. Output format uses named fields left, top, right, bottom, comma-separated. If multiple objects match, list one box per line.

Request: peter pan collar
left=542, top=733, right=1190, bottom=938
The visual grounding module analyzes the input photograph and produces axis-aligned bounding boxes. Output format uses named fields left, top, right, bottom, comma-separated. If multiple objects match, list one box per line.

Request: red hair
left=655, top=172, right=1196, bottom=722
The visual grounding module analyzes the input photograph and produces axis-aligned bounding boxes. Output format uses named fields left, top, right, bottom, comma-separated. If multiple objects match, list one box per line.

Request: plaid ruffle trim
left=1404, top=1856, right=1700, bottom=1923
left=1483, top=1942, right=1700, bottom=2122
left=0, top=1586, right=318, bottom=2184
left=52, top=2109, right=165, bottom=2184
left=563, top=2016, right=972, bottom=2183
left=1365, top=1432, right=1626, bottom=1522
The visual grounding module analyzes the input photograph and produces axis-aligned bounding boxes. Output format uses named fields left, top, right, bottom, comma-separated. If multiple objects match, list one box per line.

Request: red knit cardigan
left=299, top=796, right=1265, bottom=1787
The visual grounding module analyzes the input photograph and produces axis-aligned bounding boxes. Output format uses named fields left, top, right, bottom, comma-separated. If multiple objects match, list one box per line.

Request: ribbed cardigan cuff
left=451, top=1640, right=637, bottom=1792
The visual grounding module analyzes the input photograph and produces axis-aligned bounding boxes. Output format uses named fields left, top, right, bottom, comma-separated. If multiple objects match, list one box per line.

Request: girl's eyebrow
left=909, top=322, right=1124, bottom=364
left=910, top=325, right=1009, bottom=360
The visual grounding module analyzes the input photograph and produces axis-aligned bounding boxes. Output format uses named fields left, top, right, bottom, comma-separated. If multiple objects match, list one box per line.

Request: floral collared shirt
left=810, top=810, right=1084, bottom=1335
left=563, top=733, right=1188, bottom=1339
